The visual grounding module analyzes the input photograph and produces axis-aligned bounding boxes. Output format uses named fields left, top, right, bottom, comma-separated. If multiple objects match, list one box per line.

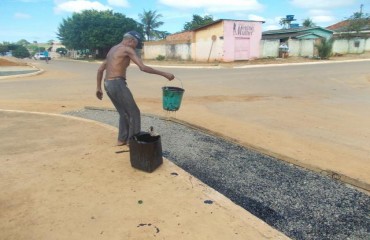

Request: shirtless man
left=96, top=31, right=175, bottom=146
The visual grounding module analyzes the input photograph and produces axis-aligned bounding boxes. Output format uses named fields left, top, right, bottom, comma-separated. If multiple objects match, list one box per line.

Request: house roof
left=326, top=19, right=370, bottom=32
left=263, top=26, right=332, bottom=35
left=262, top=32, right=322, bottom=40
left=326, top=20, right=350, bottom=31
left=192, top=19, right=265, bottom=32
left=262, top=26, right=332, bottom=40
left=166, top=19, right=264, bottom=37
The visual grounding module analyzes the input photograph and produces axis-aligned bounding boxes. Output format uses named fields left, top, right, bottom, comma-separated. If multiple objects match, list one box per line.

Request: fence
left=260, top=38, right=370, bottom=58
left=143, top=38, right=370, bottom=61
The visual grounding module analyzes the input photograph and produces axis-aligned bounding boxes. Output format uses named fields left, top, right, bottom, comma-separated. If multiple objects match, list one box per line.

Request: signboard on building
left=233, top=22, right=255, bottom=37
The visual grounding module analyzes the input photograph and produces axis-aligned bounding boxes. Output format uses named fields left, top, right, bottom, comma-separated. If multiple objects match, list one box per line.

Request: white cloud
left=54, top=0, right=111, bottom=14
left=307, top=9, right=335, bottom=24
left=311, top=15, right=335, bottom=23
left=107, top=0, right=129, bottom=7
left=262, top=16, right=283, bottom=31
left=264, top=24, right=280, bottom=31
left=248, top=14, right=265, bottom=22
left=14, top=12, right=31, bottom=19
left=290, top=0, right=356, bottom=9
left=308, top=9, right=330, bottom=16
left=159, top=0, right=263, bottom=12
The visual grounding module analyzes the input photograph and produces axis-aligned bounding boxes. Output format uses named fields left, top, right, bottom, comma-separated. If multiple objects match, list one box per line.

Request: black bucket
left=129, top=132, right=163, bottom=173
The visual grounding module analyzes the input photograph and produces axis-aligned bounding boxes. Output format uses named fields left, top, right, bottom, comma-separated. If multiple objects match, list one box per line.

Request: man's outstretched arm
left=127, top=48, right=175, bottom=81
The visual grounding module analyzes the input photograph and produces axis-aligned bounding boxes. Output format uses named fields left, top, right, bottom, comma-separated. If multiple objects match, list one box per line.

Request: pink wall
left=223, top=20, right=263, bottom=61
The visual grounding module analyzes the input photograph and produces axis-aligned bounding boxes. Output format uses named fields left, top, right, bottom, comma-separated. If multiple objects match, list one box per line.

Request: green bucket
left=162, top=85, right=185, bottom=111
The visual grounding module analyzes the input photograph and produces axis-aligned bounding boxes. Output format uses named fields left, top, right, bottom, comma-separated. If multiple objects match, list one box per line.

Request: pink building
left=144, top=19, right=264, bottom=62
left=191, top=19, right=264, bottom=62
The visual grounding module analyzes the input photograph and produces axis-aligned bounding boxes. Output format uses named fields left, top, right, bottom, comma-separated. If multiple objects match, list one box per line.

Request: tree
left=315, top=38, right=333, bottom=59
left=138, top=10, right=164, bottom=40
left=27, top=44, right=41, bottom=55
left=279, top=18, right=289, bottom=29
left=0, top=44, right=8, bottom=55
left=12, top=45, right=30, bottom=58
left=17, top=39, right=30, bottom=46
left=6, top=44, right=19, bottom=51
left=183, top=15, right=214, bottom=31
left=57, top=10, right=142, bottom=58
left=302, top=18, right=316, bottom=27
left=345, top=10, right=370, bottom=36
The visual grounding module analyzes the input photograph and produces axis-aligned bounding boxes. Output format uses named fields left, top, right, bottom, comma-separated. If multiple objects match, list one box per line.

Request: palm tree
left=302, top=18, right=316, bottom=27
left=138, top=10, right=164, bottom=41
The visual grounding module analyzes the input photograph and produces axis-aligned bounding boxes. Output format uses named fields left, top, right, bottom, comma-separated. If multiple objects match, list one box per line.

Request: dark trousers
left=104, top=78, right=141, bottom=142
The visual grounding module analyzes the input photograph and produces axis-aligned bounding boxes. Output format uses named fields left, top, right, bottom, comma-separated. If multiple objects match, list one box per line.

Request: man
left=96, top=31, right=175, bottom=146
left=43, top=50, right=49, bottom=63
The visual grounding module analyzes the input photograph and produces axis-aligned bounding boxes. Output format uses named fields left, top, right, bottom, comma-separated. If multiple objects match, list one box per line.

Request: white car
left=34, top=53, right=51, bottom=60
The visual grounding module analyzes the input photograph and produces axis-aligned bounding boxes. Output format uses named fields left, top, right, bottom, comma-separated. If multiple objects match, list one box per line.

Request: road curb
left=234, top=58, right=370, bottom=68
left=0, top=64, right=44, bottom=80
left=0, top=109, right=117, bottom=132
left=52, top=57, right=370, bottom=69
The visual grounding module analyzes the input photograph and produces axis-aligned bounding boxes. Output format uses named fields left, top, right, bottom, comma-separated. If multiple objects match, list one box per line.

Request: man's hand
left=165, top=73, right=175, bottom=81
left=96, top=89, right=103, bottom=100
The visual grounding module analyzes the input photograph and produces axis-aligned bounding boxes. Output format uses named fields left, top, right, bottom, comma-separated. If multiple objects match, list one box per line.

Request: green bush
left=156, top=55, right=165, bottom=61
left=315, top=38, right=333, bottom=59
left=0, top=44, right=8, bottom=55
left=12, top=45, right=30, bottom=58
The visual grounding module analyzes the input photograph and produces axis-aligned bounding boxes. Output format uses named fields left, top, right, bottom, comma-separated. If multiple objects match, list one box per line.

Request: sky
left=1, top=0, right=368, bottom=43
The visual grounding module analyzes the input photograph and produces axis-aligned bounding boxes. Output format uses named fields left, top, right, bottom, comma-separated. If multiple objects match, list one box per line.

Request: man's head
left=123, top=31, right=143, bottom=49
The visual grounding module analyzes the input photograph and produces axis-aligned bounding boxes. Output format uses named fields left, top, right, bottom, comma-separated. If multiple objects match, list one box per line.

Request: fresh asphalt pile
left=66, top=109, right=369, bottom=240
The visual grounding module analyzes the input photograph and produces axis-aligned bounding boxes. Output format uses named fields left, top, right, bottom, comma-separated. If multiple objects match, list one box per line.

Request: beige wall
left=260, top=39, right=316, bottom=58
left=143, top=40, right=167, bottom=59
left=332, top=38, right=369, bottom=54
left=259, top=40, right=279, bottom=57
left=194, top=22, right=224, bottom=62
left=144, top=40, right=192, bottom=60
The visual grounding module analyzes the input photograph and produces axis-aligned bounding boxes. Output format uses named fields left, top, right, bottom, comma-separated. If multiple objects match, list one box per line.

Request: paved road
left=1, top=59, right=369, bottom=239
left=1, top=59, right=369, bottom=190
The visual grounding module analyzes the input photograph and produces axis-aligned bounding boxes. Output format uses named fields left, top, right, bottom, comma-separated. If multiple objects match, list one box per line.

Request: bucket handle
left=176, top=77, right=184, bottom=89
left=164, top=77, right=183, bottom=89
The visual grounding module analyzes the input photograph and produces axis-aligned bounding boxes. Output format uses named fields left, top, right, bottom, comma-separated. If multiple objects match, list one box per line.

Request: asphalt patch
left=65, top=109, right=370, bottom=240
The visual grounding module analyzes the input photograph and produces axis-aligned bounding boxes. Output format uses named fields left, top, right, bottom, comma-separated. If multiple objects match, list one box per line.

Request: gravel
left=65, top=108, right=370, bottom=240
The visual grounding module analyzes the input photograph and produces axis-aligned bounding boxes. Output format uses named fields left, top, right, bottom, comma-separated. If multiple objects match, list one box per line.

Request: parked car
left=34, top=53, right=51, bottom=60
